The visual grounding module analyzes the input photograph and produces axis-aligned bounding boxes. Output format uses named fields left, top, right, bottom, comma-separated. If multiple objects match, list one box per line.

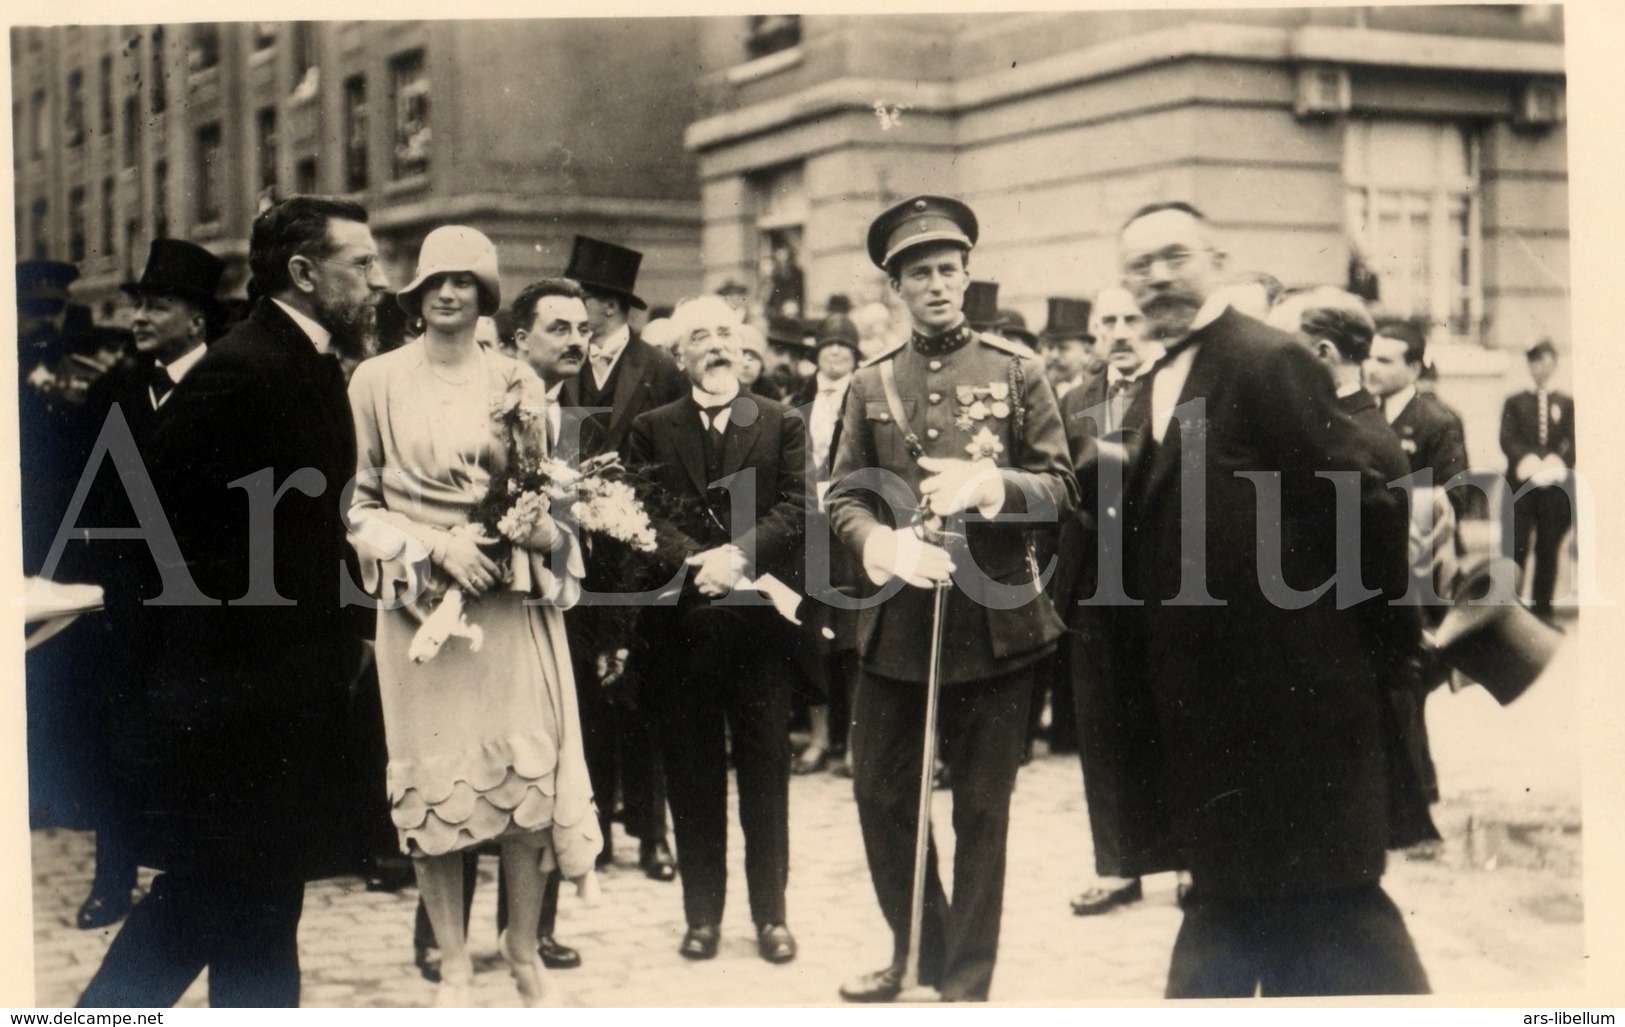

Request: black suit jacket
left=1389, top=390, right=1469, bottom=515
left=563, top=332, right=687, bottom=457
left=627, top=393, right=808, bottom=671
left=118, top=299, right=365, bottom=880
left=627, top=393, right=807, bottom=588
left=1119, top=308, right=1406, bottom=900
left=1499, top=387, right=1576, bottom=485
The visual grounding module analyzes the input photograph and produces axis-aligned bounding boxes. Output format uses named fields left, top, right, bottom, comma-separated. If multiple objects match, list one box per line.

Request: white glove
left=686, top=545, right=746, bottom=597
left=1516, top=454, right=1544, bottom=483
left=861, top=526, right=955, bottom=588
left=917, top=456, right=1005, bottom=518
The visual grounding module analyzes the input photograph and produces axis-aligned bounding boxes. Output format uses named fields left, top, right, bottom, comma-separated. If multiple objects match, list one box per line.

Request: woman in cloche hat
left=347, top=226, right=602, bottom=1007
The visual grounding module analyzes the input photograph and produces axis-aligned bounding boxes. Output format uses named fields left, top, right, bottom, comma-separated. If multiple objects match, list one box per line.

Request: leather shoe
left=792, top=746, right=828, bottom=775
left=757, top=923, right=797, bottom=964
left=75, top=889, right=132, bottom=931
left=641, top=839, right=677, bottom=882
left=679, top=923, right=719, bottom=960
left=414, top=942, right=443, bottom=984
left=1070, top=877, right=1142, bottom=916
left=539, top=934, right=581, bottom=970
left=839, top=963, right=906, bottom=1003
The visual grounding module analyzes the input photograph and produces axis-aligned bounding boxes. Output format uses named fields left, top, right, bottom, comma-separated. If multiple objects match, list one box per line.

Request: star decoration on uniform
left=966, top=426, right=1004, bottom=460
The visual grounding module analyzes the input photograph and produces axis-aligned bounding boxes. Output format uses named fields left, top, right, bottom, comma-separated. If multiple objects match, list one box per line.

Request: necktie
left=148, top=365, right=175, bottom=407
left=1537, top=389, right=1549, bottom=447
left=1106, top=376, right=1135, bottom=432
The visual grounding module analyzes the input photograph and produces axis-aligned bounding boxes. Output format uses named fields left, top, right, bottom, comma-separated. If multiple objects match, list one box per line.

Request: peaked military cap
left=867, top=195, right=978, bottom=270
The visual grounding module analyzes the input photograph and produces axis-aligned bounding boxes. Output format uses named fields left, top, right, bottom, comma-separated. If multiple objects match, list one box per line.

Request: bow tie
left=1108, top=377, right=1138, bottom=397
left=910, top=321, right=976, bottom=357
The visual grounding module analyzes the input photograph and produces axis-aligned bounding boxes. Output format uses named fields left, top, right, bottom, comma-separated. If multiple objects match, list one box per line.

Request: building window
left=751, top=163, right=808, bottom=320
left=101, top=177, right=116, bottom=259
left=66, top=69, right=85, bottom=147
left=154, top=159, right=169, bottom=238
left=1344, top=120, right=1481, bottom=340
left=123, top=95, right=141, bottom=168
left=290, top=23, right=320, bottom=101
left=196, top=123, right=223, bottom=224
left=188, top=24, right=220, bottom=73
left=296, top=157, right=319, bottom=194
left=31, top=90, right=48, bottom=158
left=32, top=199, right=50, bottom=260
left=68, top=187, right=87, bottom=262
left=389, top=49, right=431, bottom=181
left=256, top=106, right=279, bottom=197
left=746, top=16, right=801, bottom=60
left=124, top=217, right=140, bottom=281
left=99, top=55, right=114, bottom=136
left=343, top=73, right=368, bottom=191
left=151, top=28, right=167, bottom=113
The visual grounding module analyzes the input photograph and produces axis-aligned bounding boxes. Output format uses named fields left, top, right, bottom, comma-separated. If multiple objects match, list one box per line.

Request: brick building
left=10, top=20, right=705, bottom=320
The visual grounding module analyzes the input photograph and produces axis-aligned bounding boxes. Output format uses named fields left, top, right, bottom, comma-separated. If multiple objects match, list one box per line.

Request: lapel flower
left=1551, top=405, right=1562, bottom=423
left=966, top=426, right=1004, bottom=460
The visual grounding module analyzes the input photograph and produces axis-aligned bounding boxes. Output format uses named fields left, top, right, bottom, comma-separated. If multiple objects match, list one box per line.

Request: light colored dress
left=346, top=341, right=601, bottom=877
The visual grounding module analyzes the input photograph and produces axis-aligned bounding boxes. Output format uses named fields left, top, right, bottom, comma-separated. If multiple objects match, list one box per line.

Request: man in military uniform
left=827, top=196, right=1075, bottom=1002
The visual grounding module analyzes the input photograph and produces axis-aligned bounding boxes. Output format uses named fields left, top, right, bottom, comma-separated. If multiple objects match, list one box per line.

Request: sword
left=902, top=515, right=952, bottom=996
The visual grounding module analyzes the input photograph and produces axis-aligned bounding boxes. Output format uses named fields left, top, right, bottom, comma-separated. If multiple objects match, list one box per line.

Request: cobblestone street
left=26, top=640, right=1585, bottom=1008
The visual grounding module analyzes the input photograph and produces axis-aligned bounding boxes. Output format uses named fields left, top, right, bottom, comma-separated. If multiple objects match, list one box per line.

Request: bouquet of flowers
left=409, top=378, right=657, bottom=664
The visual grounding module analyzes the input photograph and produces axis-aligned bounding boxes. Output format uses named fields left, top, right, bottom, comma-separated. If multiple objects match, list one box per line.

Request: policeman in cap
left=827, top=196, right=1075, bottom=1002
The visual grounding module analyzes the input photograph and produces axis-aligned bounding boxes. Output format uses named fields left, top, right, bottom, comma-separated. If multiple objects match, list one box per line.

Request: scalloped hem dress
left=347, top=343, right=602, bottom=879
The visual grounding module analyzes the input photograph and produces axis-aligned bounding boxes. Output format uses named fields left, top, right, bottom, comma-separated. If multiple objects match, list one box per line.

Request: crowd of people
left=15, top=189, right=1576, bottom=1007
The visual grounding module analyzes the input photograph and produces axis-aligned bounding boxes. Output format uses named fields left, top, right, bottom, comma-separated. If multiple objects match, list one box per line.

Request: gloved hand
left=861, top=526, right=955, bottom=588
left=917, top=456, right=1004, bottom=518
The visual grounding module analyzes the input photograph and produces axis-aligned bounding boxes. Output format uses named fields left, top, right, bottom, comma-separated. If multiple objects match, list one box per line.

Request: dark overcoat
left=113, top=299, right=367, bottom=881
left=1119, top=308, right=1408, bottom=900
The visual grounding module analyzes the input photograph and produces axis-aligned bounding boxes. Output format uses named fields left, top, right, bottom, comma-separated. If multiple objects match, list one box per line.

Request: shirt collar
left=160, top=341, right=209, bottom=383
left=815, top=372, right=851, bottom=394
left=592, top=324, right=631, bottom=362
left=272, top=298, right=332, bottom=354
left=544, top=380, right=565, bottom=402
left=692, top=379, right=740, bottom=410
left=1385, top=385, right=1417, bottom=423
left=1336, top=381, right=1364, bottom=399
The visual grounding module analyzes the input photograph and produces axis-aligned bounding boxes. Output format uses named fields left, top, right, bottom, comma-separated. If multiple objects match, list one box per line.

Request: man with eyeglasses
left=1112, top=202, right=1427, bottom=998
left=80, top=196, right=387, bottom=1007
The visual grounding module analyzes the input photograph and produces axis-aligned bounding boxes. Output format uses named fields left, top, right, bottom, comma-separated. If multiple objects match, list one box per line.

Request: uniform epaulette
left=976, top=331, right=1036, bottom=359
left=859, top=340, right=908, bottom=368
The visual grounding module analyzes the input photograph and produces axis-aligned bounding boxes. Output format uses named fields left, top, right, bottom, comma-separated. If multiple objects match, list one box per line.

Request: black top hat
left=1039, top=297, right=1093, bottom=344
left=814, top=314, right=860, bottom=354
left=867, top=195, right=979, bottom=270
left=564, top=235, right=647, bottom=310
left=995, top=308, right=1038, bottom=346
left=16, top=260, right=80, bottom=309
left=963, top=281, right=1000, bottom=331
left=766, top=314, right=811, bottom=350
left=121, top=239, right=226, bottom=310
